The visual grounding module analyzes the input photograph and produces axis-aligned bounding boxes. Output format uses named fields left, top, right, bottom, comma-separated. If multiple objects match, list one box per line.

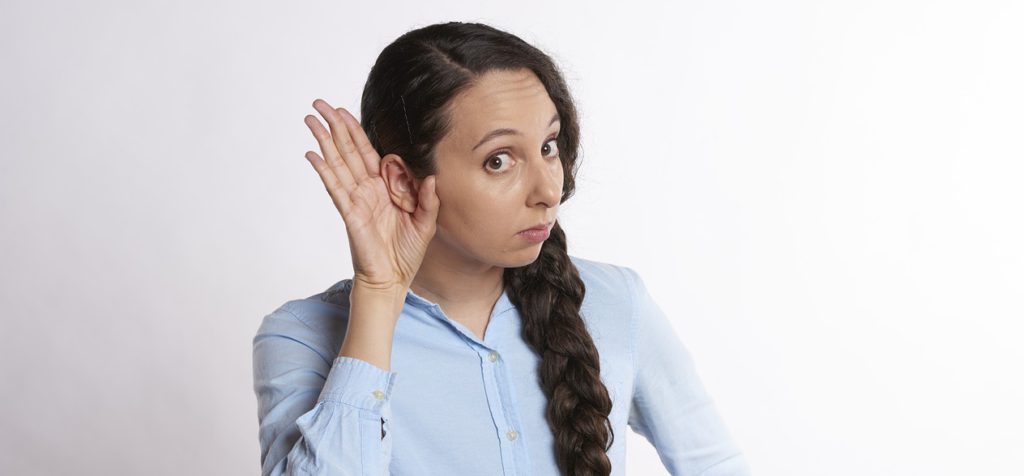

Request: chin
left=493, top=246, right=544, bottom=269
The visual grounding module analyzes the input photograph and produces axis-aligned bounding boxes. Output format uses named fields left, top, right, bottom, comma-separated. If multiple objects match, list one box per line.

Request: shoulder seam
left=618, top=265, right=641, bottom=400
left=266, top=306, right=333, bottom=366
left=278, top=303, right=319, bottom=333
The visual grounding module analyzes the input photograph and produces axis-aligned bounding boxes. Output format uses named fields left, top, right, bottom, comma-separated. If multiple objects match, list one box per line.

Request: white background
left=2, top=0, right=1022, bottom=474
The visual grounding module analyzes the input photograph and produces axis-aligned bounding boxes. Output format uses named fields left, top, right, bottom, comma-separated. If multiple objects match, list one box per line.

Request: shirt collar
left=406, top=283, right=516, bottom=319
left=330, top=279, right=516, bottom=318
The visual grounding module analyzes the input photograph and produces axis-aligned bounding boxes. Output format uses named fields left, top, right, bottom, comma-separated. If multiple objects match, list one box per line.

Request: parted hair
left=358, top=21, right=615, bottom=476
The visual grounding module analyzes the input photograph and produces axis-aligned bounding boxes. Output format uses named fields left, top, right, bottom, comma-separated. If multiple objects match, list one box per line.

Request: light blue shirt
left=252, top=255, right=751, bottom=475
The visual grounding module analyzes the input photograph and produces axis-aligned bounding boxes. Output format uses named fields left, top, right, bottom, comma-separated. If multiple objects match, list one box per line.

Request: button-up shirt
left=252, top=255, right=751, bottom=475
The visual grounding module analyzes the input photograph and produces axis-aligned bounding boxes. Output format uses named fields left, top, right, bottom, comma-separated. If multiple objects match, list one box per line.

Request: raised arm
left=249, top=97, right=440, bottom=474
left=623, top=267, right=752, bottom=476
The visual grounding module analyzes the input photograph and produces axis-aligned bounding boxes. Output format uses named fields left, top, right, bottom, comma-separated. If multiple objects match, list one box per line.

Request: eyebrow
left=471, top=113, right=561, bottom=151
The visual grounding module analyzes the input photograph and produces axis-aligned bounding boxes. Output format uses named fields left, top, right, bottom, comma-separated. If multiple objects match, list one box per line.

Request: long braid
left=505, top=222, right=615, bottom=475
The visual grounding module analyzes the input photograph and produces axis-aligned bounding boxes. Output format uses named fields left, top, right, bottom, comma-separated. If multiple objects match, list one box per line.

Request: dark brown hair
left=359, top=21, right=614, bottom=475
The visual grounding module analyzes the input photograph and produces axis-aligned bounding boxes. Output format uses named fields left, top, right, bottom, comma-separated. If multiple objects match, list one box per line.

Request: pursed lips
left=518, top=221, right=553, bottom=233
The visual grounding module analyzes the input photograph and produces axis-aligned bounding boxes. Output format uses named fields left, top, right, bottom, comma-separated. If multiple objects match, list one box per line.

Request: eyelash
left=483, top=136, right=560, bottom=175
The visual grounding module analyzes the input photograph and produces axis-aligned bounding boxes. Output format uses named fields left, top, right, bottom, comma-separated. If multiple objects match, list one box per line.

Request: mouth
left=518, top=220, right=554, bottom=234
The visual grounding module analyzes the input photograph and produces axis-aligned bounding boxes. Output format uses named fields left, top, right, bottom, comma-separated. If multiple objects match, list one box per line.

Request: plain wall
left=1, top=0, right=1021, bottom=474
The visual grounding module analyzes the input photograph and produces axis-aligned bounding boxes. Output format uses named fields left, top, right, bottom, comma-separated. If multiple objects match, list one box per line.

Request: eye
left=541, top=138, right=559, bottom=158
left=483, top=152, right=513, bottom=174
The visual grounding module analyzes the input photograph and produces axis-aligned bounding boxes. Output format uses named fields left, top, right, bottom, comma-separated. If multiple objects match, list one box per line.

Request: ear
left=380, top=153, right=420, bottom=213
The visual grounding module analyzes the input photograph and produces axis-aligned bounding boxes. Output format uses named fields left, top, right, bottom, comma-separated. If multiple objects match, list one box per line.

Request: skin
left=381, top=68, right=564, bottom=338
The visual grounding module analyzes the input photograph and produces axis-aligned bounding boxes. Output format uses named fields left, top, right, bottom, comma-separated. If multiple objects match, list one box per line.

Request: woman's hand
left=303, top=99, right=440, bottom=293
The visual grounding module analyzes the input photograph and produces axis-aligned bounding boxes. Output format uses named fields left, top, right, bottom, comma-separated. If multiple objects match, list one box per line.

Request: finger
left=336, top=107, right=382, bottom=178
left=304, top=114, right=356, bottom=190
left=413, top=175, right=440, bottom=231
left=313, top=99, right=370, bottom=182
left=305, top=150, right=354, bottom=216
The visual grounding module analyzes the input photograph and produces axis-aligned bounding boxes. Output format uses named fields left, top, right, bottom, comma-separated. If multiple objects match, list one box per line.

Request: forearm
left=338, top=283, right=407, bottom=371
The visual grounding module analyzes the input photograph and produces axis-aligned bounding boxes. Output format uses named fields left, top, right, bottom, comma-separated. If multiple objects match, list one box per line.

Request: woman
left=253, top=21, right=750, bottom=476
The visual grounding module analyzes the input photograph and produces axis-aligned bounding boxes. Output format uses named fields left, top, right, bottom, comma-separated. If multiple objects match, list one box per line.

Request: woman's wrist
left=338, top=281, right=408, bottom=369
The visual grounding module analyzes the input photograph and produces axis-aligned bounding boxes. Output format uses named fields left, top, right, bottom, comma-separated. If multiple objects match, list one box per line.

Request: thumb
left=412, top=175, right=440, bottom=227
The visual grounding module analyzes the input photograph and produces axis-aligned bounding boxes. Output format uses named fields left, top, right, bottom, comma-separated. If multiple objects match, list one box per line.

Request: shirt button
left=488, top=351, right=499, bottom=362
left=506, top=429, right=518, bottom=441
left=372, top=390, right=385, bottom=400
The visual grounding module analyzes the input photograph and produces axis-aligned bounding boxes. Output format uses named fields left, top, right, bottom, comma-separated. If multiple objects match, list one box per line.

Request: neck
left=409, top=239, right=505, bottom=318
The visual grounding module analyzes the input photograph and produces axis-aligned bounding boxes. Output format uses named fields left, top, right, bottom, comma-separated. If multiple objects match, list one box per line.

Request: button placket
left=488, top=346, right=533, bottom=472
left=478, top=347, right=520, bottom=473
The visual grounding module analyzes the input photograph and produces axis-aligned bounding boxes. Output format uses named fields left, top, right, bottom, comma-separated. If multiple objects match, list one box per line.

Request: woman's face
left=429, top=68, right=564, bottom=269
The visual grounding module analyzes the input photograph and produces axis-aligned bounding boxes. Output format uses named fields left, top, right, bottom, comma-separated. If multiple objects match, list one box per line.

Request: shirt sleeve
left=253, top=309, right=398, bottom=475
left=622, top=267, right=752, bottom=476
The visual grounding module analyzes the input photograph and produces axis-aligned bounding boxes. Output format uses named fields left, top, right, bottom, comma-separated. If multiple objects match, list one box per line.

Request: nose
left=525, top=152, right=563, bottom=208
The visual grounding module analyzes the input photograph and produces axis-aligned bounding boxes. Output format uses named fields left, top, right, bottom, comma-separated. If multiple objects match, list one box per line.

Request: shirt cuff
left=317, top=356, right=398, bottom=413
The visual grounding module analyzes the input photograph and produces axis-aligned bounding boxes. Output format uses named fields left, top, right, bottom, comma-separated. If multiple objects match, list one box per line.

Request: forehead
left=442, top=69, right=558, bottom=145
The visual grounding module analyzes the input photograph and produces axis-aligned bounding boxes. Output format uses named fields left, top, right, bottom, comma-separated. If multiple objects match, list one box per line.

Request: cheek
left=465, top=190, right=517, bottom=233
left=435, top=182, right=512, bottom=236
